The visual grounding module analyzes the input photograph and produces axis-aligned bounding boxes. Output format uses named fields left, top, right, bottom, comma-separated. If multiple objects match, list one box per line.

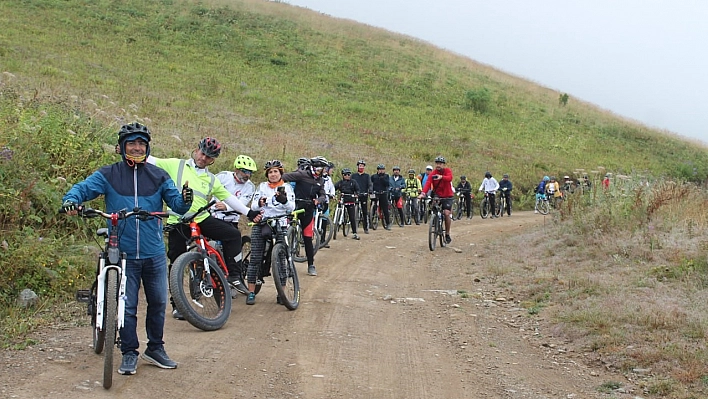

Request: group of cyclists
left=533, top=174, right=593, bottom=212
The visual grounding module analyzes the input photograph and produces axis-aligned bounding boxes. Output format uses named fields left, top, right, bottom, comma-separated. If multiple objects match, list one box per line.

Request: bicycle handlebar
left=247, top=209, right=305, bottom=226
left=59, top=206, right=169, bottom=221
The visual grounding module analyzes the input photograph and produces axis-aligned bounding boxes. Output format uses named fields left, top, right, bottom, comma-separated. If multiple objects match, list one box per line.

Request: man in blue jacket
left=62, top=123, right=192, bottom=376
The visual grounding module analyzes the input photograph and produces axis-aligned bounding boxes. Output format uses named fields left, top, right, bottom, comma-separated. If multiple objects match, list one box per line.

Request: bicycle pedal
left=75, top=289, right=91, bottom=303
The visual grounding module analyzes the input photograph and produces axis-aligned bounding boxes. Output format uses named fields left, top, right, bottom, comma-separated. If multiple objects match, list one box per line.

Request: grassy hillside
left=1, top=0, right=706, bottom=192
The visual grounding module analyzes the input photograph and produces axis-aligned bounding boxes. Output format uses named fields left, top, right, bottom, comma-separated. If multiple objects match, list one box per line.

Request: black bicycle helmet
left=485, top=171, right=492, bottom=178
left=434, top=156, right=446, bottom=164
left=310, top=156, right=329, bottom=168
left=408, top=169, right=415, bottom=174
left=392, top=166, right=400, bottom=171
left=376, top=164, right=385, bottom=169
left=198, top=137, right=221, bottom=158
left=328, top=162, right=335, bottom=169
left=341, top=168, right=352, bottom=175
left=460, top=175, right=467, bottom=180
left=503, top=174, right=509, bottom=178
left=357, top=159, right=366, bottom=166
left=264, top=159, right=284, bottom=176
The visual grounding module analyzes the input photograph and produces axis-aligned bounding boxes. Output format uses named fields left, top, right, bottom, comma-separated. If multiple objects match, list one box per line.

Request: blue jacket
left=63, top=162, right=191, bottom=259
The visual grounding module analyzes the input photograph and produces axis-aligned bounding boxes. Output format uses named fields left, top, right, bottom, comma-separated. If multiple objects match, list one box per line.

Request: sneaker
left=141, top=347, right=177, bottom=369
left=307, top=265, right=317, bottom=276
left=171, top=308, right=185, bottom=320
left=246, top=292, right=256, bottom=305
left=384, top=225, right=392, bottom=231
left=445, top=234, right=452, bottom=244
left=352, top=234, right=360, bottom=240
left=364, top=229, right=369, bottom=234
left=534, top=210, right=539, bottom=214
left=227, top=277, right=249, bottom=295
left=118, top=353, right=138, bottom=375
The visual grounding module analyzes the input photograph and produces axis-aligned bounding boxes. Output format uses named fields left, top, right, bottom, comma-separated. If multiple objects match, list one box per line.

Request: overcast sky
left=284, top=0, right=708, bottom=145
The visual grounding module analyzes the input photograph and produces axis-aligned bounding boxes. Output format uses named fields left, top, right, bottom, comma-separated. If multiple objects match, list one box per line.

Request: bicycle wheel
left=428, top=213, right=438, bottom=251
left=451, top=199, right=459, bottom=220
left=332, top=207, right=341, bottom=241
left=392, top=203, right=402, bottom=227
left=90, top=280, right=104, bottom=355
left=289, top=226, right=306, bottom=263
left=103, top=268, right=118, bottom=389
left=404, top=200, right=411, bottom=225
left=319, top=215, right=334, bottom=248
left=169, top=252, right=231, bottom=331
left=370, top=203, right=379, bottom=230
left=480, top=198, right=490, bottom=219
left=540, top=199, right=550, bottom=215
left=438, top=215, right=446, bottom=248
left=494, top=196, right=502, bottom=217
left=421, top=202, right=428, bottom=224
left=271, top=243, right=300, bottom=310
left=454, top=198, right=464, bottom=220
left=342, top=208, right=350, bottom=237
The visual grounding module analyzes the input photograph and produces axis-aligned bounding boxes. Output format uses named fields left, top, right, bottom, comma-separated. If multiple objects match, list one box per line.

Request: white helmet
left=426, top=165, right=433, bottom=171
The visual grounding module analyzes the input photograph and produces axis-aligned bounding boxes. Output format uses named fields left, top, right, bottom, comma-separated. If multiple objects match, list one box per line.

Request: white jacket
left=479, top=177, right=499, bottom=193
left=213, top=171, right=255, bottom=223
left=251, top=182, right=296, bottom=223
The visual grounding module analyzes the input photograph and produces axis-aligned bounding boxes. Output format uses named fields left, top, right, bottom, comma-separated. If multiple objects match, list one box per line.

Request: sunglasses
left=343, top=173, right=352, bottom=176
left=238, top=169, right=253, bottom=175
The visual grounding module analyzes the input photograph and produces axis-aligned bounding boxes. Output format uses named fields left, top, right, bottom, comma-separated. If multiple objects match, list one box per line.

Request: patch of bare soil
left=1, top=212, right=639, bottom=398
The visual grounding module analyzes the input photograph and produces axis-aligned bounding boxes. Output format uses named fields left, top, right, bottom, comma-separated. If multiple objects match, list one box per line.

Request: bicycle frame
left=185, top=219, right=229, bottom=278
left=95, top=223, right=127, bottom=332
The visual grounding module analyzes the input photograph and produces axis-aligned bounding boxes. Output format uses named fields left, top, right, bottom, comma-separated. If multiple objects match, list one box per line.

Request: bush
left=464, top=87, right=491, bottom=113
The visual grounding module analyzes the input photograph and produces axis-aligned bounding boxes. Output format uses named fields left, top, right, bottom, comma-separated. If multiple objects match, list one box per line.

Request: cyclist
left=546, top=176, right=561, bottom=208
left=319, top=161, right=336, bottom=247
left=535, top=176, right=550, bottom=213
left=403, top=168, right=422, bottom=225
left=420, top=165, right=433, bottom=187
left=478, top=171, right=500, bottom=218
left=213, top=154, right=257, bottom=230
left=602, top=173, right=611, bottom=191
left=351, top=160, right=372, bottom=233
left=418, top=156, right=454, bottom=243
left=455, top=175, right=472, bottom=219
left=282, top=156, right=328, bottom=276
left=581, top=174, right=592, bottom=194
left=245, top=160, right=295, bottom=305
left=371, top=164, right=392, bottom=230
left=62, top=123, right=193, bottom=375
left=498, top=173, right=513, bottom=216
left=389, top=166, right=406, bottom=227
left=148, top=137, right=262, bottom=309
left=334, top=168, right=361, bottom=240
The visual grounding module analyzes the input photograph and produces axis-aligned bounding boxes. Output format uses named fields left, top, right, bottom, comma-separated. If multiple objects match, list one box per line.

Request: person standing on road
left=478, top=172, right=500, bottom=218
left=213, top=154, right=257, bottom=230
left=371, top=164, right=392, bottom=230
left=148, top=137, right=262, bottom=309
left=403, top=169, right=422, bottom=225
left=334, top=168, right=361, bottom=240
left=420, top=165, right=433, bottom=188
left=498, top=173, right=513, bottom=216
left=62, top=122, right=193, bottom=375
left=419, top=156, right=454, bottom=243
left=389, top=166, right=406, bottom=227
left=351, top=160, right=372, bottom=233
left=455, top=175, right=473, bottom=219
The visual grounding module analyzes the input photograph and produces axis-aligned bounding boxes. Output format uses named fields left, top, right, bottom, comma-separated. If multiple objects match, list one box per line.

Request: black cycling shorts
left=440, top=198, right=453, bottom=211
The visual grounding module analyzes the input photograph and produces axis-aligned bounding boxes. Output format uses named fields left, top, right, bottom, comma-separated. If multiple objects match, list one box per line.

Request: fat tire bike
left=165, top=200, right=231, bottom=331
left=243, top=210, right=304, bottom=310
left=427, top=197, right=448, bottom=251
left=71, top=206, right=167, bottom=389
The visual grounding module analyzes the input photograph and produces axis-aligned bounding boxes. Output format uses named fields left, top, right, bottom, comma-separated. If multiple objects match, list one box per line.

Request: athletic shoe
left=445, top=235, right=452, bottom=244
left=364, top=229, right=369, bottom=234
left=141, top=347, right=177, bottom=369
left=246, top=292, right=256, bottom=305
left=227, top=276, right=249, bottom=295
left=384, top=225, right=392, bottom=231
left=171, top=308, right=185, bottom=320
left=118, top=353, right=138, bottom=375
left=352, top=234, right=360, bottom=240
left=307, top=265, right=317, bottom=276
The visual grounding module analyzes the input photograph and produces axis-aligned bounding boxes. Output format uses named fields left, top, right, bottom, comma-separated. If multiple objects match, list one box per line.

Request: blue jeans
left=120, top=256, right=168, bottom=355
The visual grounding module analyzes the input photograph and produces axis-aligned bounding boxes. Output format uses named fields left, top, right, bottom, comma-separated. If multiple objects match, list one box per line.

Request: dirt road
left=1, top=211, right=628, bottom=398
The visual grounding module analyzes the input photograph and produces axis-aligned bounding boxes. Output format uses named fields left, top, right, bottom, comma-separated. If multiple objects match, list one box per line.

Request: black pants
left=167, top=215, right=243, bottom=279
left=461, top=193, right=471, bottom=217
left=500, top=191, right=512, bottom=215
left=391, top=194, right=404, bottom=224
left=376, top=195, right=391, bottom=226
left=358, top=194, right=369, bottom=230
left=345, top=203, right=358, bottom=234
left=487, top=192, right=496, bottom=215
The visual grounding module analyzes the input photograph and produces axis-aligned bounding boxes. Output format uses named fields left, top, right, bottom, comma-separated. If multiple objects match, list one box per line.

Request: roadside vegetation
left=1, top=0, right=707, bottom=396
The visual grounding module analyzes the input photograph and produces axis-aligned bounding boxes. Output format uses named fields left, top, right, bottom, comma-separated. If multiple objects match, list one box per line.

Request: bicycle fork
left=95, top=260, right=127, bottom=331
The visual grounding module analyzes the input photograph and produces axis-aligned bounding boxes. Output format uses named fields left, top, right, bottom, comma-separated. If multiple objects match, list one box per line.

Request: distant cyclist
left=419, top=156, right=454, bottom=244
left=389, top=166, right=406, bottom=227
left=498, top=173, right=513, bottom=216
left=334, top=168, right=361, bottom=240
left=403, top=169, right=422, bottom=225
left=214, top=154, right=257, bottom=230
left=371, top=164, right=392, bottom=230
left=351, top=160, right=372, bottom=233
left=455, top=175, right=472, bottom=219
left=478, top=171, right=500, bottom=218
left=535, top=176, right=550, bottom=214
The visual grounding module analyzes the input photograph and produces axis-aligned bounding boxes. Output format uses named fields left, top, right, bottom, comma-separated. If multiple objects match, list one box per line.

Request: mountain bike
left=391, top=193, right=404, bottom=227
left=535, top=193, right=550, bottom=215
left=419, top=196, right=429, bottom=224
left=165, top=200, right=231, bottom=331
left=427, top=197, right=448, bottom=251
left=403, top=193, right=419, bottom=225
left=453, top=190, right=471, bottom=220
left=243, top=209, right=304, bottom=310
left=291, top=199, right=321, bottom=263
left=332, top=194, right=356, bottom=239
left=495, top=189, right=511, bottom=217
left=369, top=191, right=388, bottom=230
left=72, top=206, right=167, bottom=389
left=317, top=203, right=334, bottom=248
left=479, top=192, right=492, bottom=219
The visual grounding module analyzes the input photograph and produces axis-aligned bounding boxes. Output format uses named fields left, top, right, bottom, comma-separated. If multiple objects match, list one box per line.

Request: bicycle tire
left=540, top=199, right=550, bottom=215
left=438, top=214, right=446, bottom=248
left=343, top=208, right=350, bottom=237
left=169, top=252, right=231, bottom=331
left=451, top=200, right=459, bottom=220
left=421, top=202, right=428, bottom=224
left=494, top=196, right=502, bottom=217
left=428, top=213, right=437, bottom=251
left=370, top=203, right=379, bottom=230
left=404, top=200, right=412, bottom=225
left=91, top=280, right=105, bottom=355
left=271, top=243, right=300, bottom=310
left=320, top=215, right=334, bottom=248
left=480, top=198, right=490, bottom=219
left=332, top=207, right=341, bottom=241
left=455, top=198, right=464, bottom=220
left=392, top=203, right=401, bottom=227
left=289, top=226, right=305, bottom=263
left=103, top=268, right=118, bottom=389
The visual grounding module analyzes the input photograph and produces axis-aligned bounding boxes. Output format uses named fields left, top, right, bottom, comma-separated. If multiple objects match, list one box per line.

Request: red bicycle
left=166, top=200, right=231, bottom=331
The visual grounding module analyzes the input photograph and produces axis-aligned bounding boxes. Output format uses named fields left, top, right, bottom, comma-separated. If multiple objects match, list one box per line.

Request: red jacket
left=422, top=167, right=453, bottom=197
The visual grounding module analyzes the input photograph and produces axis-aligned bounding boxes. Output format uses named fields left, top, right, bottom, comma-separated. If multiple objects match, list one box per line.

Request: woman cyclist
left=334, top=168, right=361, bottom=240
left=245, top=160, right=295, bottom=305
